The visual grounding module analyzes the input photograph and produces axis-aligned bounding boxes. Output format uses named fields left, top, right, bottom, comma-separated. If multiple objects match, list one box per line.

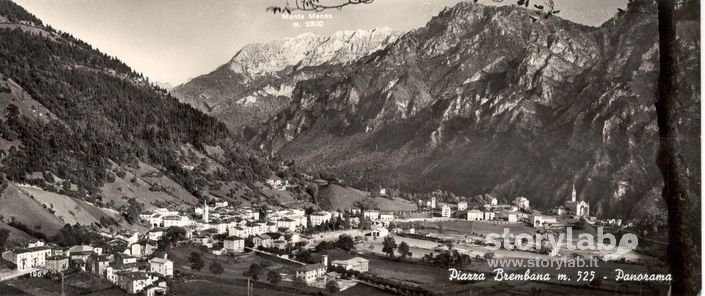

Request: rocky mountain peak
left=171, top=27, right=402, bottom=131
left=228, top=27, right=401, bottom=79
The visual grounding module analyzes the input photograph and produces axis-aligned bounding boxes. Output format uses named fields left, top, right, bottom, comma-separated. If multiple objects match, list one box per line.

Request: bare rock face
left=253, top=2, right=700, bottom=218
left=171, top=28, right=401, bottom=131
left=229, top=27, right=401, bottom=79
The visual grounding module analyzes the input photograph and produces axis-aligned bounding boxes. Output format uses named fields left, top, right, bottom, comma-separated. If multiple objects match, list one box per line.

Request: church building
left=564, top=183, right=589, bottom=217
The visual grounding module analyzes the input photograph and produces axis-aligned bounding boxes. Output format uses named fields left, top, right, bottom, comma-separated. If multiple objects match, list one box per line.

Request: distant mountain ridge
left=172, top=27, right=401, bottom=131
left=229, top=27, right=401, bottom=79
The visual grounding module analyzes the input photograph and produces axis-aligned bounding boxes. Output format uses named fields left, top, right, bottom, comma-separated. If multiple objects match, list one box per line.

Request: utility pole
left=247, top=278, right=253, bottom=296
left=60, top=271, right=65, bottom=296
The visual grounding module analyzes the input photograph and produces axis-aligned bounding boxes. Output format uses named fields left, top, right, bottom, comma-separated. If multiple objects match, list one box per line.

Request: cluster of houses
left=1, top=183, right=403, bottom=292
left=188, top=204, right=311, bottom=254
left=145, top=199, right=399, bottom=257
left=424, top=196, right=529, bottom=222
left=140, top=199, right=385, bottom=287
left=1, top=235, right=173, bottom=296
left=423, top=183, right=592, bottom=229
left=294, top=255, right=370, bottom=285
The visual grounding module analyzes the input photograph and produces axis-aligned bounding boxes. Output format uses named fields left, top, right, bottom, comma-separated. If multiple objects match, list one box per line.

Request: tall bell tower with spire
left=571, top=182, right=577, bottom=203
left=203, top=199, right=209, bottom=223
left=565, top=181, right=589, bottom=217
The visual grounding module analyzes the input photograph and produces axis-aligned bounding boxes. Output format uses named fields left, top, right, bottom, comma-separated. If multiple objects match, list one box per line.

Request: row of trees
left=243, top=262, right=281, bottom=284
left=381, top=237, right=412, bottom=259
left=302, top=214, right=354, bottom=234
left=187, top=251, right=224, bottom=274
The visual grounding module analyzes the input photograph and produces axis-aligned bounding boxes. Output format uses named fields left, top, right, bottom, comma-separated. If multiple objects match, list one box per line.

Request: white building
left=490, top=197, right=498, bottom=206
left=441, top=204, right=451, bottom=218
left=467, top=209, right=484, bottom=221
left=162, top=216, right=191, bottom=227
left=115, top=232, right=140, bottom=246
left=362, top=210, right=379, bottom=221
left=154, top=208, right=179, bottom=217
left=129, top=243, right=155, bottom=258
left=430, top=196, right=437, bottom=209
left=228, top=226, right=247, bottom=238
left=233, top=208, right=259, bottom=221
left=117, top=272, right=162, bottom=295
left=145, top=229, right=165, bottom=242
left=457, top=202, right=468, bottom=211
left=467, top=210, right=495, bottom=221
left=2, top=244, right=52, bottom=271
left=379, top=213, right=394, bottom=223
left=149, top=256, right=173, bottom=277
left=370, top=226, right=389, bottom=238
left=295, top=263, right=326, bottom=283
left=331, top=257, right=369, bottom=272
left=276, top=217, right=297, bottom=231
left=531, top=215, right=558, bottom=228
left=514, top=197, right=530, bottom=210
left=224, top=236, right=245, bottom=253
left=310, top=211, right=332, bottom=226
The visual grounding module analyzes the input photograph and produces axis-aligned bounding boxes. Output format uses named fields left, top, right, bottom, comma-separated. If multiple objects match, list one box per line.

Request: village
left=0, top=174, right=654, bottom=296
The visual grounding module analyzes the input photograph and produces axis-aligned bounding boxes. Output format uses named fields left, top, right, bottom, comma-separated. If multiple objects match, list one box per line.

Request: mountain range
left=172, top=27, right=402, bottom=132
left=176, top=1, right=700, bottom=218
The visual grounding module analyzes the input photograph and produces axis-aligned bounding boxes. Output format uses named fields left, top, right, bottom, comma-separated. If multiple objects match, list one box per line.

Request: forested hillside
left=0, top=0, right=271, bottom=208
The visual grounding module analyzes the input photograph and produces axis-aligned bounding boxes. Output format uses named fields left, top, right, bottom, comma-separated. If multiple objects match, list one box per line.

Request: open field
left=22, top=187, right=113, bottom=227
left=6, top=183, right=145, bottom=236
left=409, top=220, right=535, bottom=236
left=341, top=283, right=397, bottom=296
left=0, top=75, right=56, bottom=123
left=167, top=245, right=324, bottom=295
left=0, top=183, right=64, bottom=236
left=168, top=245, right=260, bottom=279
left=0, top=283, right=31, bottom=296
left=167, top=244, right=303, bottom=280
left=397, top=221, right=659, bottom=264
left=3, top=272, right=122, bottom=296
left=321, top=184, right=417, bottom=212
left=0, top=222, right=32, bottom=246
left=368, top=256, right=452, bottom=287
left=172, top=279, right=310, bottom=296
left=100, top=161, right=199, bottom=211
left=361, top=235, right=443, bottom=259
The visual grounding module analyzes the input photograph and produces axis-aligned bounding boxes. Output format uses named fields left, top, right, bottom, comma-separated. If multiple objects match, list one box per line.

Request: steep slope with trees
left=0, top=0, right=274, bottom=238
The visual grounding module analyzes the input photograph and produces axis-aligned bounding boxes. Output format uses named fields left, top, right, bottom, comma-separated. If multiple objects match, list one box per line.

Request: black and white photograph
left=0, top=0, right=701, bottom=295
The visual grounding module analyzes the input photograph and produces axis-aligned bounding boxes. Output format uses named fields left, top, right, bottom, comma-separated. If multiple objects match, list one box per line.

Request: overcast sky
left=15, top=0, right=627, bottom=86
